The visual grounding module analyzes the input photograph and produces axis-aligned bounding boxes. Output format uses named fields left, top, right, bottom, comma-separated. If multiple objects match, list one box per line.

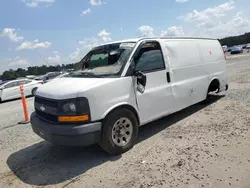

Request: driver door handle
left=166, top=72, right=171, bottom=83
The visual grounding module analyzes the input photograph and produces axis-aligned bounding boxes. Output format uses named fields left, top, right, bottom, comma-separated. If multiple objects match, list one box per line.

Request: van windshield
left=71, top=42, right=135, bottom=78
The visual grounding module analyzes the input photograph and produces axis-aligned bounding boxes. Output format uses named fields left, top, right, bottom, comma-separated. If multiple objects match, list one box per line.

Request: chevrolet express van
left=31, top=37, right=228, bottom=155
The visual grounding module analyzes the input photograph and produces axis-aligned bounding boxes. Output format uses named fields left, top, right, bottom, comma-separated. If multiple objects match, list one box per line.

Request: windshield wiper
left=81, top=72, right=100, bottom=77
left=70, top=72, right=101, bottom=78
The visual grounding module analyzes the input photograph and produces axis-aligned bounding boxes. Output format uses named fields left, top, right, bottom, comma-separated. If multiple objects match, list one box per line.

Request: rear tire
left=202, top=79, right=220, bottom=104
left=99, top=108, right=138, bottom=155
left=32, top=87, right=38, bottom=96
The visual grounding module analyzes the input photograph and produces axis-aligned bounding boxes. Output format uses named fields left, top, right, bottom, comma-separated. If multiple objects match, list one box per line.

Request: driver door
left=133, top=41, right=174, bottom=125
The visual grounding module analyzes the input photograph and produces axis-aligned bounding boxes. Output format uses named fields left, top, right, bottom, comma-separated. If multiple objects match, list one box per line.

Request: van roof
left=102, top=37, right=217, bottom=46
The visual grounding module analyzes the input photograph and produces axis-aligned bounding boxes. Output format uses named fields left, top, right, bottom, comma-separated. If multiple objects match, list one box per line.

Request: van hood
left=36, top=77, right=115, bottom=100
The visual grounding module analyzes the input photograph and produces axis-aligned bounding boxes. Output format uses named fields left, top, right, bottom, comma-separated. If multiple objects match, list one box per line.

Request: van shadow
left=6, top=95, right=223, bottom=186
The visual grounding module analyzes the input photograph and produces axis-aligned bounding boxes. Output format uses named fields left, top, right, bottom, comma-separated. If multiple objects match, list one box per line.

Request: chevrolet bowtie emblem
left=40, top=105, right=46, bottom=112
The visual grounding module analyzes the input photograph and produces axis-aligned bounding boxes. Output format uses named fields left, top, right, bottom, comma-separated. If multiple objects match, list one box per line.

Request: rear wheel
left=202, top=79, right=220, bottom=103
left=31, top=87, right=38, bottom=96
left=99, top=108, right=138, bottom=155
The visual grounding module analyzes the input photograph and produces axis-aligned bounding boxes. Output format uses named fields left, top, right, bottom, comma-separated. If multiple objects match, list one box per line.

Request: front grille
left=36, top=110, right=58, bottom=123
left=35, top=96, right=59, bottom=123
left=35, top=96, right=58, bottom=108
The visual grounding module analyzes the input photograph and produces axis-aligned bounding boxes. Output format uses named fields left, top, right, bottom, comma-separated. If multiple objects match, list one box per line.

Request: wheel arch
left=31, top=87, right=38, bottom=95
left=208, top=77, right=220, bottom=93
left=102, top=103, right=141, bottom=125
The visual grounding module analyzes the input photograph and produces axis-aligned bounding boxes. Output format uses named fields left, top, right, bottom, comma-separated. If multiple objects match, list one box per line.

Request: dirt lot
left=0, top=53, right=250, bottom=188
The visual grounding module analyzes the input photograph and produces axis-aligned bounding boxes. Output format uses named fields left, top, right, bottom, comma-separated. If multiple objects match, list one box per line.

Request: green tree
left=0, top=63, right=75, bottom=80
left=219, top=32, right=250, bottom=46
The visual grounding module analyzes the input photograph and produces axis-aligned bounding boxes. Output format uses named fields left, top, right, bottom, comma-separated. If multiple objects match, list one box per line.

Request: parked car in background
left=54, top=72, right=69, bottom=79
left=34, top=75, right=47, bottom=82
left=0, top=79, right=43, bottom=102
left=16, top=77, right=27, bottom=80
left=26, top=75, right=37, bottom=79
left=246, top=43, right=250, bottom=49
left=231, top=46, right=243, bottom=54
left=227, top=47, right=233, bottom=52
left=35, top=72, right=63, bottom=83
left=222, top=45, right=227, bottom=52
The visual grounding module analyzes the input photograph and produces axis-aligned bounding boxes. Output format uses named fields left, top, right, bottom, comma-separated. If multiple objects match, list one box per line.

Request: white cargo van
left=31, top=37, right=228, bottom=155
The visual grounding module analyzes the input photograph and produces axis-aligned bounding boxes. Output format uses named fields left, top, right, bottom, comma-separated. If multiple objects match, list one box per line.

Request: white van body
left=31, top=37, right=228, bottom=154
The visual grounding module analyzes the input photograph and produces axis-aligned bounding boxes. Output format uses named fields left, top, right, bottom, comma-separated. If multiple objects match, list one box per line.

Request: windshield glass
left=35, top=75, right=46, bottom=80
left=72, top=42, right=135, bottom=77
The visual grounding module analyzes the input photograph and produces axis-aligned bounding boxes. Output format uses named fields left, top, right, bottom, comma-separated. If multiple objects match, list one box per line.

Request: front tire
left=31, top=87, right=38, bottom=96
left=99, top=108, right=138, bottom=155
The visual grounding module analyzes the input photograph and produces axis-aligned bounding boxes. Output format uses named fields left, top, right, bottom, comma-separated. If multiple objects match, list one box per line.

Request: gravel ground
left=0, top=53, right=250, bottom=188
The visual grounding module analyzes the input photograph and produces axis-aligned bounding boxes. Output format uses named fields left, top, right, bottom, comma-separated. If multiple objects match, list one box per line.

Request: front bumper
left=30, top=112, right=102, bottom=146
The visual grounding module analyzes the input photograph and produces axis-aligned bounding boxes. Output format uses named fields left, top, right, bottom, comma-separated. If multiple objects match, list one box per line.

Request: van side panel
left=198, top=40, right=227, bottom=91
left=163, top=39, right=209, bottom=111
left=80, top=38, right=227, bottom=124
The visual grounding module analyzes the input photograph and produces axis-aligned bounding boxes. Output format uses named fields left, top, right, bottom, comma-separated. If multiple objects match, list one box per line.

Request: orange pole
left=20, top=85, right=29, bottom=122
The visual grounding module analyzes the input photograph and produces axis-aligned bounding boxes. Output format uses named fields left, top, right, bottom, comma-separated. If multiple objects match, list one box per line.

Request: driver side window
left=135, top=42, right=165, bottom=73
left=5, top=81, right=18, bottom=89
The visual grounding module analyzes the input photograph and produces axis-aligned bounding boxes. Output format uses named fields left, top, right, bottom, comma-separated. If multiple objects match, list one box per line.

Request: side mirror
left=134, top=71, right=147, bottom=93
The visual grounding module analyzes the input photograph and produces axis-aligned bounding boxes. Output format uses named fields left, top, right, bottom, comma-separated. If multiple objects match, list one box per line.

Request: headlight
left=58, top=98, right=91, bottom=122
left=62, top=102, right=76, bottom=113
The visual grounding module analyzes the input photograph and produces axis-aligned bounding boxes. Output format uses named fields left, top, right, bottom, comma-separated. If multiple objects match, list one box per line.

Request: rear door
left=163, top=39, right=208, bottom=109
left=133, top=41, right=175, bottom=125
left=198, top=40, right=227, bottom=92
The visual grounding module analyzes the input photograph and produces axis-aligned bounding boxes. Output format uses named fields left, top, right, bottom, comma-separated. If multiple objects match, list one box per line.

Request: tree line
left=219, top=32, right=250, bottom=46
left=0, top=63, right=75, bottom=80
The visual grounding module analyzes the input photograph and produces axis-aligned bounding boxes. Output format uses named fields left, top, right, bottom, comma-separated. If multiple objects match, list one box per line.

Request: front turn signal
left=58, top=115, right=89, bottom=122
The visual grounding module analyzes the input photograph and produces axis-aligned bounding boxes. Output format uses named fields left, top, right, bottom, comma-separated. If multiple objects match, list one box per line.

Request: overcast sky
left=0, top=0, right=250, bottom=73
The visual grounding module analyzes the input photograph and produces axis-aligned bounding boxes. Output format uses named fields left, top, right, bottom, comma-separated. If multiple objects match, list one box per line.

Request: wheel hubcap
left=111, top=117, right=133, bottom=147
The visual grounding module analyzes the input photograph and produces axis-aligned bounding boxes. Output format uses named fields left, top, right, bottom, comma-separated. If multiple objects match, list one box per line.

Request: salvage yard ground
left=0, top=53, right=250, bottom=188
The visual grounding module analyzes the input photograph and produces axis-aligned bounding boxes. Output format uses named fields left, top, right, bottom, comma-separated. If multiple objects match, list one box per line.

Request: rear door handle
left=166, top=72, right=171, bottom=83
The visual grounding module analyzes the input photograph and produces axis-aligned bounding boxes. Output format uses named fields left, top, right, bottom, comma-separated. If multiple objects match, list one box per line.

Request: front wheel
left=99, top=108, right=138, bottom=155
left=31, top=87, right=38, bottom=96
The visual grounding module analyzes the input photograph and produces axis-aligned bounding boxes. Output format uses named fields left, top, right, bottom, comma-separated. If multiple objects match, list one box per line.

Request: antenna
left=35, top=49, right=49, bottom=66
